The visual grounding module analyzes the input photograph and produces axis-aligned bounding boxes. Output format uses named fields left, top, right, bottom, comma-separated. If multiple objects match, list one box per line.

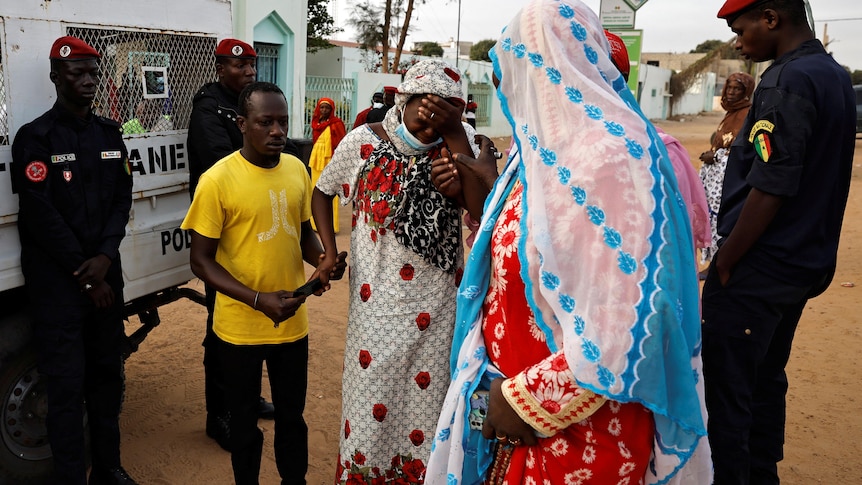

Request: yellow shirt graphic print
left=181, top=151, right=312, bottom=345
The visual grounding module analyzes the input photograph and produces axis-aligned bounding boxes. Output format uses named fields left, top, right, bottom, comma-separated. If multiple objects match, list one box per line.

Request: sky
left=329, top=0, right=862, bottom=70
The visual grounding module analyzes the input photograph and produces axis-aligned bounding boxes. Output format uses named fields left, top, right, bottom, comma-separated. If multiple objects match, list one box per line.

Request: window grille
left=255, top=43, right=280, bottom=85
left=67, top=27, right=218, bottom=130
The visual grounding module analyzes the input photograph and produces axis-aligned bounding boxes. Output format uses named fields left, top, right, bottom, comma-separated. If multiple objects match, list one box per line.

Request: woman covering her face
left=311, top=59, right=479, bottom=483
left=426, top=1, right=710, bottom=484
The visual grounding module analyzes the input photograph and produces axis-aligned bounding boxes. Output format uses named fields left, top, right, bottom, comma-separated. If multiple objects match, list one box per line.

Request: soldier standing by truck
left=187, top=38, right=277, bottom=451
left=10, top=36, right=137, bottom=485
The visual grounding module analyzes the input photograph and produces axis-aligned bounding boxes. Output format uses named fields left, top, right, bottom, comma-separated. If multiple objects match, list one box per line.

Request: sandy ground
left=118, top=111, right=862, bottom=484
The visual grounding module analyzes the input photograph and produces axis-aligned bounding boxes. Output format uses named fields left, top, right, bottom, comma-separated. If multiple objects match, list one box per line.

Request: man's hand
left=84, top=279, right=115, bottom=309
left=256, top=290, right=307, bottom=326
left=74, top=254, right=112, bottom=288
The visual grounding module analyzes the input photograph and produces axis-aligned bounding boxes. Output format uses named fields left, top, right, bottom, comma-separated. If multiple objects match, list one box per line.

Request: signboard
left=607, top=29, right=643, bottom=95
left=623, top=0, right=649, bottom=11
left=600, top=0, right=636, bottom=30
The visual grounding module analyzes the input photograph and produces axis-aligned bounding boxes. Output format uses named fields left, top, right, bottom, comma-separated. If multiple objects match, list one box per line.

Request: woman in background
left=698, top=72, right=755, bottom=275
left=310, top=97, right=346, bottom=232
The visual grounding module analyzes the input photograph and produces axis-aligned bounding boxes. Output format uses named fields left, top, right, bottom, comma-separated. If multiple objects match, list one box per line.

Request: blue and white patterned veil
left=426, top=1, right=708, bottom=484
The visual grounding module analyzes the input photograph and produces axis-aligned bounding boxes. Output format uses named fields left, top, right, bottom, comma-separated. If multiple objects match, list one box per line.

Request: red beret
left=215, top=38, right=256, bottom=58
left=604, top=30, right=630, bottom=77
left=383, top=86, right=398, bottom=94
left=49, top=36, right=101, bottom=60
left=717, top=0, right=763, bottom=19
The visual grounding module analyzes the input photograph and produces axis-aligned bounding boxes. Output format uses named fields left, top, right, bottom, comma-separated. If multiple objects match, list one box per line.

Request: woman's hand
left=418, top=94, right=467, bottom=139
left=700, top=149, right=715, bottom=165
left=481, top=378, right=539, bottom=447
left=314, top=251, right=348, bottom=288
left=431, top=148, right=463, bottom=199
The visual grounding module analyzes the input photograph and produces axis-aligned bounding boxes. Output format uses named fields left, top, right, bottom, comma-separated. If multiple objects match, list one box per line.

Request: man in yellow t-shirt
left=182, top=82, right=346, bottom=484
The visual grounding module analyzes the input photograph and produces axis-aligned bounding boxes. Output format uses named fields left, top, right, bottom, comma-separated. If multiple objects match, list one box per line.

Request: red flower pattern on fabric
left=359, top=350, right=373, bottom=369
left=344, top=419, right=351, bottom=439
left=353, top=450, right=366, bottom=465
left=342, top=183, right=351, bottom=198
left=409, top=429, right=425, bottom=446
left=400, top=264, right=415, bottom=281
left=373, top=403, right=388, bottom=422
left=360, top=143, right=374, bottom=159
left=360, top=283, right=371, bottom=302
left=415, top=312, right=430, bottom=331
left=414, top=371, right=430, bottom=390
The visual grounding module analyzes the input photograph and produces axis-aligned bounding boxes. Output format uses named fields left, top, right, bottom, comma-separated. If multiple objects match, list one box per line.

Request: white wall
left=233, top=0, right=308, bottom=139
left=637, top=64, right=672, bottom=120
left=673, top=72, right=717, bottom=117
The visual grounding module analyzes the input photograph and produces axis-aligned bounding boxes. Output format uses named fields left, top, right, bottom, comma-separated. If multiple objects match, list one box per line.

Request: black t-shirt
left=717, top=40, right=855, bottom=283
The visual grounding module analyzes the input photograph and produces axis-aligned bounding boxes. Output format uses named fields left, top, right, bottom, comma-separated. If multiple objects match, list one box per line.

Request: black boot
left=88, top=466, right=139, bottom=485
left=206, top=412, right=232, bottom=451
left=258, top=396, right=275, bottom=420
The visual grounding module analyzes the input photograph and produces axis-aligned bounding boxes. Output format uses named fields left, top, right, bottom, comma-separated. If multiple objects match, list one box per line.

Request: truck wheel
left=0, top=348, right=53, bottom=484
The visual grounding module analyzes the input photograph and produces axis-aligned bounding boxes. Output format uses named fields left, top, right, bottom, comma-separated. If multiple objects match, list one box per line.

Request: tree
left=417, top=42, right=443, bottom=57
left=691, top=38, right=738, bottom=59
left=349, top=0, right=432, bottom=74
left=307, top=0, right=342, bottom=53
left=470, top=39, right=496, bottom=61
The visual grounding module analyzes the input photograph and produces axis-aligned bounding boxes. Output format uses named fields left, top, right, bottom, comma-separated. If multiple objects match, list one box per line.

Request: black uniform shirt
left=187, top=82, right=243, bottom=195
left=718, top=40, right=855, bottom=282
left=11, top=102, right=133, bottom=304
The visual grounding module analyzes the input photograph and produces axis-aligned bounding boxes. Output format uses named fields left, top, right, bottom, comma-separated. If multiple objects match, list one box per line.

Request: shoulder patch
left=749, top=119, right=775, bottom=163
left=25, top=161, right=49, bottom=183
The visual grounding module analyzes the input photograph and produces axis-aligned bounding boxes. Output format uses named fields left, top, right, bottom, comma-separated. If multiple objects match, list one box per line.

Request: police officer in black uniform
left=11, top=36, right=136, bottom=485
left=187, top=38, right=278, bottom=451
left=704, top=1, right=856, bottom=484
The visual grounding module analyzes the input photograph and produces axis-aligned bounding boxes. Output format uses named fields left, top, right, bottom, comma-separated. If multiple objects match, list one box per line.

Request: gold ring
left=495, top=433, right=508, bottom=442
left=430, top=112, right=435, bottom=119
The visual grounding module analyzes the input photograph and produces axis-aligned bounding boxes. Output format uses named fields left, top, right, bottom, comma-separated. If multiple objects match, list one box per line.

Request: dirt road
left=118, top=111, right=862, bottom=484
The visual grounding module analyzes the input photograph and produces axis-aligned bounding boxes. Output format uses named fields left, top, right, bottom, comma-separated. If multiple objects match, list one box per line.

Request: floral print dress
left=484, top=182, right=655, bottom=485
left=316, top=125, right=465, bottom=484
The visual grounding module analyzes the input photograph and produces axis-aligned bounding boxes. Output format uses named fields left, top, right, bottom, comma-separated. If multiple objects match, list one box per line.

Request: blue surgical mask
left=394, top=121, right=442, bottom=151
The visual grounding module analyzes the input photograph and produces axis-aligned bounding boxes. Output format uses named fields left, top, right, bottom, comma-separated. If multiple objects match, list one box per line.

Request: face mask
left=372, top=102, right=384, bottom=109
left=395, top=121, right=442, bottom=151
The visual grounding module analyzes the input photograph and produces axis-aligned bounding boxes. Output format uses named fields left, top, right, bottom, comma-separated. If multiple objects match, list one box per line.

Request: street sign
left=623, top=0, right=649, bottom=11
left=600, top=0, right=635, bottom=30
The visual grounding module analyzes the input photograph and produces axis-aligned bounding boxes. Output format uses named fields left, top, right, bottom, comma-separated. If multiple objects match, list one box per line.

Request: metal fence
left=469, top=82, right=493, bottom=127
left=303, top=76, right=356, bottom=138
left=67, top=27, right=217, bottom=131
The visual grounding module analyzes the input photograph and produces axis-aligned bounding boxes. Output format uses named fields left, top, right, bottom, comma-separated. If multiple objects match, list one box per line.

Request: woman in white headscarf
left=425, top=1, right=710, bottom=484
left=312, top=59, right=484, bottom=483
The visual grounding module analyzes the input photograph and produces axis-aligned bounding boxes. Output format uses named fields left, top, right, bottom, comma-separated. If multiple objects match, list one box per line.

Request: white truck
left=0, top=2, right=233, bottom=482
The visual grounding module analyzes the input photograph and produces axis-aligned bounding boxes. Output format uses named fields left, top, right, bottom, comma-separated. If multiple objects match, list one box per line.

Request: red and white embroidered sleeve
left=500, top=351, right=607, bottom=437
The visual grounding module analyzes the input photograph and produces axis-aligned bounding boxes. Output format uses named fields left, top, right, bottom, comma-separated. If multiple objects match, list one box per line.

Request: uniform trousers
left=215, top=335, right=308, bottom=485
left=33, top=301, right=125, bottom=485
left=702, top=259, right=828, bottom=485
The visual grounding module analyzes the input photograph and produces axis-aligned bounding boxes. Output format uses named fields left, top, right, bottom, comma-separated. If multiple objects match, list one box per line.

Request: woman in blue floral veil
left=425, top=1, right=711, bottom=484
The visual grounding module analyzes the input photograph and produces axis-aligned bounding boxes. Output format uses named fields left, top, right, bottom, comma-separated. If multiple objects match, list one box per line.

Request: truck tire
left=0, top=347, right=54, bottom=484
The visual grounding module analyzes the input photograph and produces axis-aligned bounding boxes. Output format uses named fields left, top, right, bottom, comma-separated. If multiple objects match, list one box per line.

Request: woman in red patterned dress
left=426, top=1, right=710, bottom=484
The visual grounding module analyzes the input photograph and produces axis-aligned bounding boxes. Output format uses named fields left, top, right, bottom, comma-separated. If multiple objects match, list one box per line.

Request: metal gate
left=468, top=82, right=493, bottom=127
left=303, top=76, right=356, bottom=138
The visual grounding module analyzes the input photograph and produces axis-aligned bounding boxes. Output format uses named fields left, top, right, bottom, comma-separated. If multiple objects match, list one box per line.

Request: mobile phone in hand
left=294, top=278, right=323, bottom=297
